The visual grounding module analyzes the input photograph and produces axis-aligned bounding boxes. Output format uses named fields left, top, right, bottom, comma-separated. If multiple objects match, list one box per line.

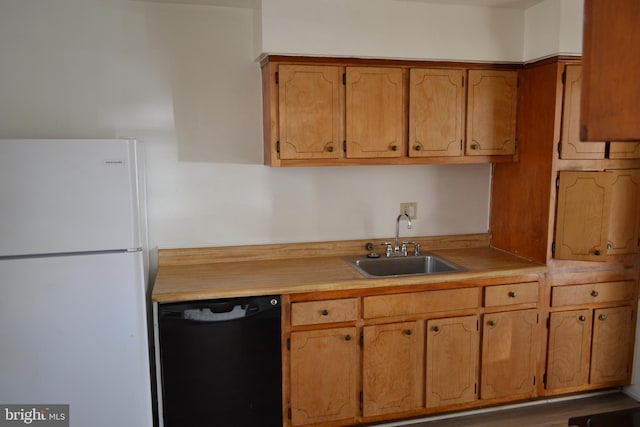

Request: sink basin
left=347, top=254, right=466, bottom=278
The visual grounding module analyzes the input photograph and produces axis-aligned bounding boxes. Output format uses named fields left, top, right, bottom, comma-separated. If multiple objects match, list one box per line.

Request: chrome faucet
left=394, top=212, right=412, bottom=256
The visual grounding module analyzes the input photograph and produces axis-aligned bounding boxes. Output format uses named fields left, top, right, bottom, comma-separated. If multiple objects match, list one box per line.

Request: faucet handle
left=380, top=241, right=393, bottom=257
left=403, top=241, right=421, bottom=256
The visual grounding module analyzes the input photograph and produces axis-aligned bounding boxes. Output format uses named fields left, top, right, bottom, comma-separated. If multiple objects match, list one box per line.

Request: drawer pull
left=432, top=326, right=440, bottom=333
left=487, top=320, right=496, bottom=327
left=345, top=334, right=352, bottom=341
left=598, top=314, right=607, bottom=321
left=578, top=315, right=586, bottom=322
left=404, top=329, right=413, bottom=336
left=321, top=309, right=329, bottom=316
left=508, top=291, right=517, bottom=298
left=591, top=290, right=599, bottom=297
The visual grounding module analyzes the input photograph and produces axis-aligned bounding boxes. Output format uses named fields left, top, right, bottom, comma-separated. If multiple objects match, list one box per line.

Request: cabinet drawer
left=291, top=298, right=358, bottom=326
left=551, top=281, right=635, bottom=307
left=363, top=287, right=479, bottom=319
left=484, top=282, right=539, bottom=307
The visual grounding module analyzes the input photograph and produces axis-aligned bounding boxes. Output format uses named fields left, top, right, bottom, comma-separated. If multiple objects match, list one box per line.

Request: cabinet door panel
left=466, top=70, right=517, bottom=156
left=559, top=64, right=605, bottom=159
left=607, top=169, right=640, bottom=255
left=481, top=309, right=537, bottom=399
left=363, top=321, right=422, bottom=417
left=290, top=327, right=358, bottom=426
left=409, top=68, right=464, bottom=157
left=609, top=142, right=640, bottom=159
left=590, top=306, right=633, bottom=385
left=278, top=65, right=343, bottom=160
left=555, top=171, right=612, bottom=261
left=546, top=310, right=592, bottom=390
left=346, top=67, right=404, bottom=158
left=425, top=315, right=478, bottom=408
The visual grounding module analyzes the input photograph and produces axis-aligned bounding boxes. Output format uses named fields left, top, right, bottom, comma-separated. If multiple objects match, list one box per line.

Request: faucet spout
left=394, top=212, right=412, bottom=255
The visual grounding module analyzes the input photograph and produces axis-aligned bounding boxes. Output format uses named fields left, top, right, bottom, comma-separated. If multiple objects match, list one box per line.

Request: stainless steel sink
left=346, top=254, right=466, bottom=278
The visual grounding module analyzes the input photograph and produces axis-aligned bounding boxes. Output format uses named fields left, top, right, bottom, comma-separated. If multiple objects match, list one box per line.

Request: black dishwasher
left=158, top=295, right=282, bottom=427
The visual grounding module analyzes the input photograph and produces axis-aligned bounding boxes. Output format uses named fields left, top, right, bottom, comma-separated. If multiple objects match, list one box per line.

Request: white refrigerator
left=0, top=139, right=153, bottom=427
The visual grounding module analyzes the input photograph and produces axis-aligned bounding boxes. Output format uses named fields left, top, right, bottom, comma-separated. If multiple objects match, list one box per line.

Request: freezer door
left=0, top=252, right=153, bottom=427
left=0, top=139, right=144, bottom=256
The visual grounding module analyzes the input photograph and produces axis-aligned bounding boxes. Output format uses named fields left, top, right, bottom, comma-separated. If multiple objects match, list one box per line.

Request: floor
left=381, top=392, right=640, bottom=427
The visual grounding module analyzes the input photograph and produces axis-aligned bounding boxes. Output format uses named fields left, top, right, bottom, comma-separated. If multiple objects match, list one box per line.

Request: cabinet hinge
left=360, top=334, right=364, bottom=347
left=537, top=313, right=539, bottom=324
left=343, top=140, right=347, bottom=153
left=551, top=241, right=556, bottom=255
left=460, top=140, right=464, bottom=152
left=543, top=373, right=547, bottom=386
left=343, top=73, right=346, bottom=85
left=287, top=338, right=290, bottom=350
left=474, top=383, right=477, bottom=394
left=476, top=319, right=479, bottom=331
left=546, top=317, right=550, bottom=329
left=288, top=407, right=291, bottom=420
left=533, top=375, right=536, bottom=385
left=562, top=70, right=566, bottom=85
left=276, top=141, right=281, bottom=154
left=359, top=391, right=363, bottom=410
left=557, top=142, right=562, bottom=156
left=275, top=71, right=279, bottom=85
left=555, top=175, right=560, bottom=189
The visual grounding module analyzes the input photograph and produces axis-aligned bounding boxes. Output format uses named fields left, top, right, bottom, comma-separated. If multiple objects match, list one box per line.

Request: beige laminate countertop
left=152, top=246, right=546, bottom=303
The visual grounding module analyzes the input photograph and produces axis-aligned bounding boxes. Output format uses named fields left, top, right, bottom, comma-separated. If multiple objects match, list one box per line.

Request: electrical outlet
left=400, top=202, right=417, bottom=220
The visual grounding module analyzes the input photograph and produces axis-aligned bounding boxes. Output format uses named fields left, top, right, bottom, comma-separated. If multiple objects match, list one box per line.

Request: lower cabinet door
left=363, top=321, right=422, bottom=418
left=546, top=309, right=592, bottom=390
left=425, top=315, right=479, bottom=408
left=590, top=306, right=633, bottom=385
left=289, top=327, right=358, bottom=426
left=481, top=309, right=538, bottom=399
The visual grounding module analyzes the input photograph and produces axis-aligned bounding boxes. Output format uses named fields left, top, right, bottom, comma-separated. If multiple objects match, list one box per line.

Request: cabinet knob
left=404, top=329, right=413, bottom=336
left=607, top=242, right=613, bottom=250
left=470, top=143, right=479, bottom=150
left=594, top=249, right=602, bottom=256
left=487, top=320, right=496, bottom=327
left=326, top=146, right=334, bottom=152
left=390, top=145, right=398, bottom=152
left=414, top=145, right=422, bottom=151
left=598, top=314, right=607, bottom=321
left=345, top=334, right=352, bottom=341
left=432, top=326, right=440, bottom=333
left=321, top=309, right=329, bottom=316
left=508, top=291, right=517, bottom=298
left=591, top=290, right=599, bottom=297
left=578, top=315, right=586, bottom=322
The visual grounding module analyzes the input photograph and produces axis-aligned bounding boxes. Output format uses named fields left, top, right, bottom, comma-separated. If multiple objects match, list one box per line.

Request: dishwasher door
left=158, top=295, right=282, bottom=427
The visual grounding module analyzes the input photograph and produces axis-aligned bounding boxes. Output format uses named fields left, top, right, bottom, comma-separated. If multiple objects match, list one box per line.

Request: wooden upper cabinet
left=409, top=68, right=464, bottom=157
left=480, top=309, right=537, bottom=400
left=278, top=65, right=343, bottom=160
left=345, top=67, right=404, bottom=158
left=607, top=169, right=640, bottom=255
left=559, top=65, right=605, bottom=159
left=362, top=321, right=422, bottom=418
left=555, top=171, right=612, bottom=262
left=581, top=0, right=640, bottom=141
left=425, top=315, right=478, bottom=408
left=466, top=70, right=518, bottom=156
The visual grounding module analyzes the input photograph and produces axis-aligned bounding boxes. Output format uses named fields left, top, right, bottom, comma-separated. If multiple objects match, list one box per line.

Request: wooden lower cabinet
left=480, top=309, right=538, bottom=400
left=425, top=315, right=479, bottom=408
left=362, top=321, right=422, bottom=417
left=546, top=306, right=633, bottom=392
left=289, top=327, right=358, bottom=426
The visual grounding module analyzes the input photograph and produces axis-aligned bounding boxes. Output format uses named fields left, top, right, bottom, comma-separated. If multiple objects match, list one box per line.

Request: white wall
left=259, top=0, right=525, bottom=62
left=524, top=0, right=583, bottom=61
left=0, top=0, right=492, bottom=250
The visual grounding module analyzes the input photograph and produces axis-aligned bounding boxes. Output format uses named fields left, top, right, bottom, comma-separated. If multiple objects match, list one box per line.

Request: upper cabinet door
left=409, top=68, right=464, bottom=157
left=607, top=169, right=640, bottom=255
left=609, top=142, right=640, bottom=159
left=465, top=70, right=518, bottom=156
left=346, top=67, right=404, bottom=158
left=559, top=65, right=605, bottom=159
left=278, top=65, right=343, bottom=160
left=555, top=171, right=612, bottom=261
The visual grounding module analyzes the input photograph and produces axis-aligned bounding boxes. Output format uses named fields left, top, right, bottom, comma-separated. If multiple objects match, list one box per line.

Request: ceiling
left=135, top=0, right=544, bottom=9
